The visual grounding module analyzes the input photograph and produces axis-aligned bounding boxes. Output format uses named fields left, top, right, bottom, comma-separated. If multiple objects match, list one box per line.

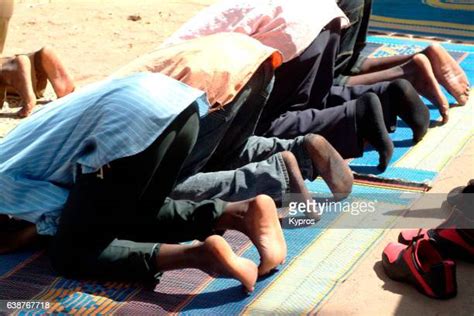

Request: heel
left=429, top=261, right=457, bottom=299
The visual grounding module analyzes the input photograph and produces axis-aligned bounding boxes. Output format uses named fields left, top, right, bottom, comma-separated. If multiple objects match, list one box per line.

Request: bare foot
left=280, top=151, right=314, bottom=206
left=200, top=236, right=258, bottom=293
left=243, top=195, right=287, bottom=276
left=423, top=44, right=470, bottom=106
left=304, top=134, right=353, bottom=200
left=402, top=54, right=450, bottom=123
left=215, top=195, right=287, bottom=276
left=35, top=46, right=75, bottom=98
left=0, top=55, right=37, bottom=117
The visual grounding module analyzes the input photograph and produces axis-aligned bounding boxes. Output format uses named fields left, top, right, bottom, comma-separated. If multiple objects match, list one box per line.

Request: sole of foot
left=424, top=44, right=470, bottom=106
left=404, top=54, right=449, bottom=123
left=304, top=134, right=353, bottom=200
left=203, top=235, right=258, bottom=293
left=244, top=195, right=287, bottom=276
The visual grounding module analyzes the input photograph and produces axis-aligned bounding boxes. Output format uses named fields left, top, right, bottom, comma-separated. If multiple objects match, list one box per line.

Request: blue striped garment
left=0, top=73, right=210, bottom=235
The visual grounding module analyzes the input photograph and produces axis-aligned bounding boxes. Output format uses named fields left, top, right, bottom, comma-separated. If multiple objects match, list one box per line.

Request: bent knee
left=359, top=92, right=380, bottom=105
left=388, top=78, right=415, bottom=96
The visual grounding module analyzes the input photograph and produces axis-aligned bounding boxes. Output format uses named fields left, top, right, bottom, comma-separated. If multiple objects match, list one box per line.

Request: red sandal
left=398, top=228, right=474, bottom=262
left=382, top=237, right=457, bottom=299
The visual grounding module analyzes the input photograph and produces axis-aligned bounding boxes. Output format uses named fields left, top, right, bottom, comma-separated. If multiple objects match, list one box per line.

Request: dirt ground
left=0, top=0, right=473, bottom=315
left=3, top=0, right=217, bottom=85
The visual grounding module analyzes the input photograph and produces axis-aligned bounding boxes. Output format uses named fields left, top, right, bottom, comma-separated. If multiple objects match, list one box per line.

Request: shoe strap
left=413, top=228, right=426, bottom=242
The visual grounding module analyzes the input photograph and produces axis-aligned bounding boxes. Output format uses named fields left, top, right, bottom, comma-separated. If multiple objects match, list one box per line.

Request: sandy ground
left=0, top=1, right=473, bottom=315
left=0, top=0, right=218, bottom=135
left=3, top=0, right=217, bottom=85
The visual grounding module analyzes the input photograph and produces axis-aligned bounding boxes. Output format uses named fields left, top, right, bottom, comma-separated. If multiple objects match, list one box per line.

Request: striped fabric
left=0, top=72, right=210, bottom=236
left=0, top=37, right=472, bottom=316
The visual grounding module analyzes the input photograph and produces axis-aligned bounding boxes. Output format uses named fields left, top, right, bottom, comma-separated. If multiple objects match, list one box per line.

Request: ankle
left=215, top=203, right=248, bottom=232
left=155, top=243, right=203, bottom=271
left=187, top=242, right=207, bottom=267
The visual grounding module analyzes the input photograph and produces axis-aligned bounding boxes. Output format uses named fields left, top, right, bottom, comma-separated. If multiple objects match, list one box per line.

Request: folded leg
left=172, top=153, right=290, bottom=202
left=174, top=134, right=352, bottom=202
left=260, top=102, right=360, bottom=159
left=178, top=59, right=274, bottom=180
left=49, top=105, right=219, bottom=285
left=257, top=18, right=341, bottom=134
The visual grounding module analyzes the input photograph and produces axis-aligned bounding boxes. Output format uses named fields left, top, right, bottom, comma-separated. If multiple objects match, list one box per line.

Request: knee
left=37, top=45, right=54, bottom=57
left=388, top=78, right=415, bottom=96
left=303, top=134, right=326, bottom=149
left=279, top=150, right=301, bottom=176
left=11, top=54, right=28, bottom=67
left=279, top=151, right=297, bottom=165
left=359, top=92, right=381, bottom=106
left=176, top=108, right=200, bottom=150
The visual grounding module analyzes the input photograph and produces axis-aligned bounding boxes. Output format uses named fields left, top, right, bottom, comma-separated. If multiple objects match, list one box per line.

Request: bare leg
left=279, top=151, right=321, bottom=220
left=156, top=235, right=258, bottom=293
left=347, top=54, right=449, bottom=123
left=358, top=54, right=413, bottom=73
left=423, top=44, right=470, bottom=106
left=0, top=0, right=14, bottom=55
left=0, top=18, right=11, bottom=55
left=0, top=55, right=36, bottom=117
left=34, top=46, right=75, bottom=98
left=353, top=45, right=469, bottom=107
left=216, top=195, right=287, bottom=276
left=280, top=151, right=313, bottom=202
left=303, top=134, right=353, bottom=200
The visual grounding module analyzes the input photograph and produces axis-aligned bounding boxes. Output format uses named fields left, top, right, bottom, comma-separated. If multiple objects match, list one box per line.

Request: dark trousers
left=178, top=59, right=275, bottom=179
left=334, top=0, right=372, bottom=83
left=49, top=105, right=226, bottom=285
left=256, top=18, right=387, bottom=159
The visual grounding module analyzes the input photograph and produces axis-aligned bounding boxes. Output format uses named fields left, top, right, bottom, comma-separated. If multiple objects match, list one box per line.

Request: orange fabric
left=115, top=33, right=282, bottom=109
